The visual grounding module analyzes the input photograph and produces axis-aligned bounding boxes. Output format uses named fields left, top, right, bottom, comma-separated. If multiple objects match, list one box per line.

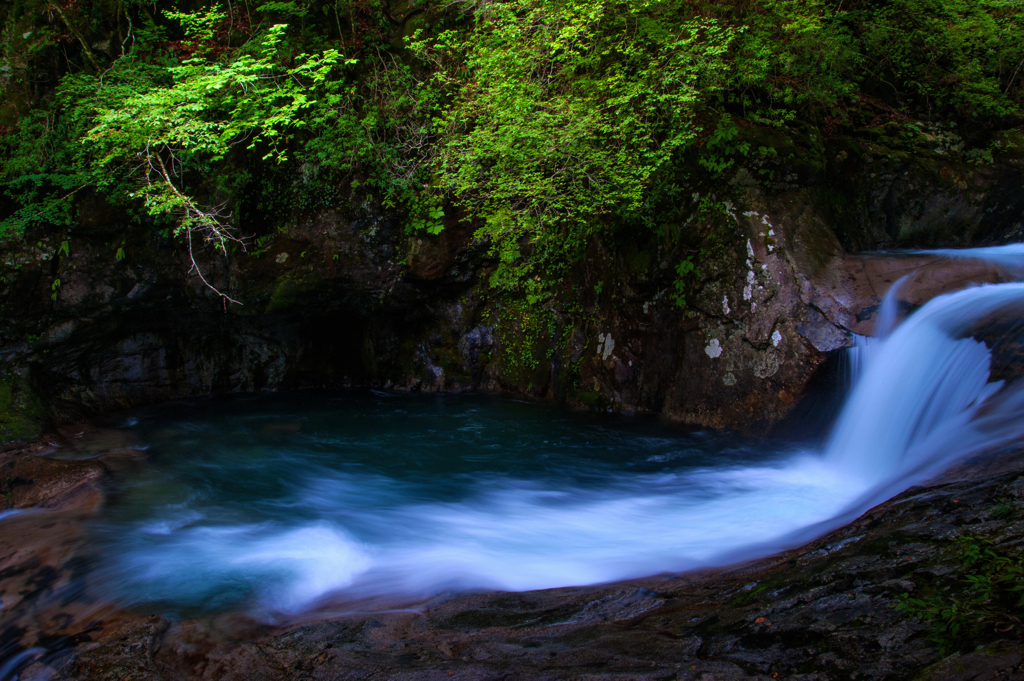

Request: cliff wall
left=1, top=127, right=1023, bottom=437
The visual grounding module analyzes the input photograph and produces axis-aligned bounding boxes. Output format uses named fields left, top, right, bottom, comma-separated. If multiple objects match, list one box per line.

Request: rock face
left=0, top=132, right=1022, bottom=435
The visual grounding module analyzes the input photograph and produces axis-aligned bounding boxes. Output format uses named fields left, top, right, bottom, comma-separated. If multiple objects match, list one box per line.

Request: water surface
left=94, top=394, right=808, bottom=616
left=90, top=245, right=1024, bottom=620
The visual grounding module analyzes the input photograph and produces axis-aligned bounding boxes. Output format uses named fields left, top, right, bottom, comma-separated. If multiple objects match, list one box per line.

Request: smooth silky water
left=74, top=245, right=1024, bottom=620
left=92, top=394, right=810, bottom=617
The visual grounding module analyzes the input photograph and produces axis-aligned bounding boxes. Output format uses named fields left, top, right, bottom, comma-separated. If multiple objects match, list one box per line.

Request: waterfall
left=828, top=283, right=1024, bottom=486
left=876, top=274, right=911, bottom=338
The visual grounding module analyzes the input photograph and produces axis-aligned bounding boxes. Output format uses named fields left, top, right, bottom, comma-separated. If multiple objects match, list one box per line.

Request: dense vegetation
left=1, top=0, right=1022, bottom=297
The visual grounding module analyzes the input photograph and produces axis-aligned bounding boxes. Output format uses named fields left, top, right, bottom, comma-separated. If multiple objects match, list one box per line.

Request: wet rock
left=0, top=441, right=163, bottom=681
left=919, top=642, right=1024, bottom=680
left=457, top=325, right=494, bottom=373
left=796, top=308, right=847, bottom=353
left=406, top=226, right=475, bottom=281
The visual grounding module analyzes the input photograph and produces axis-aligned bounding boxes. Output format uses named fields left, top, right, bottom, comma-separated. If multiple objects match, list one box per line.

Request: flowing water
left=93, top=394, right=819, bottom=618
left=18, top=246, right=1024, bottom=625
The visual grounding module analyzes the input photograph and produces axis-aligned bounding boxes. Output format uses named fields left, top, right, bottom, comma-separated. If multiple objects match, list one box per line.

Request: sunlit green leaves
left=86, top=22, right=346, bottom=169
left=302, top=54, right=439, bottom=226
left=409, top=0, right=736, bottom=290
left=72, top=15, right=349, bottom=258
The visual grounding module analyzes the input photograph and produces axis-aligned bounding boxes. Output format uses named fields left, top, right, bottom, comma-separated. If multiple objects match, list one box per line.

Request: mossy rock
left=0, top=372, right=46, bottom=443
left=265, top=275, right=320, bottom=314
left=574, top=390, right=602, bottom=408
left=494, top=302, right=558, bottom=389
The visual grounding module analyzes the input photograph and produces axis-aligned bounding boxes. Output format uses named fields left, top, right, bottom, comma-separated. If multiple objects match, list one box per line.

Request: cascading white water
left=92, top=245, right=1024, bottom=617
left=828, top=284, right=1023, bottom=486
left=845, top=272, right=908, bottom=382
left=922, top=242, right=1024, bottom=274
left=875, top=273, right=911, bottom=339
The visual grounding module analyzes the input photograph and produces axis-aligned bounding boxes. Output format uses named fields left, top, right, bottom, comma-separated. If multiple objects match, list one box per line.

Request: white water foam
left=920, top=242, right=1024, bottom=274
left=102, top=245, right=1024, bottom=616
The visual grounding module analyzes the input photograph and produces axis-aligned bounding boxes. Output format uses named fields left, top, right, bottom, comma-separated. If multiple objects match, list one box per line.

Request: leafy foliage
left=725, top=0, right=861, bottom=124
left=897, top=535, right=1024, bottom=654
left=410, top=0, right=735, bottom=289
left=0, top=0, right=1022, bottom=298
left=852, top=0, right=1024, bottom=120
left=85, top=16, right=345, bottom=298
left=2, top=6, right=346, bottom=298
left=303, top=51, right=443, bottom=232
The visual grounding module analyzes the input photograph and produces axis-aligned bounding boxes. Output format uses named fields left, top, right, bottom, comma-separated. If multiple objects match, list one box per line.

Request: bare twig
left=148, top=150, right=245, bottom=305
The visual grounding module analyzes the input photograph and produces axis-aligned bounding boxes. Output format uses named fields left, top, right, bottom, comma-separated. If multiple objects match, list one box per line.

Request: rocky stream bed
left=2, top=427, right=1023, bottom=681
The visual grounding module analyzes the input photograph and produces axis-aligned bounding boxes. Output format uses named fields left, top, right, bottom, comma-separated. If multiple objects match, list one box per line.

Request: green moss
left=993, top=131, right=1024, bottom=161
left=730, top=582, right=770, bottom=606
left=495, top=300, right=558, bottom=389
left=265, top=276, right=319, bottom=315
left=0, top=373, right=45, bottom=443
left=623, top=246, right=652, bottom=276
left=434, top=345, right=474, bottom=386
